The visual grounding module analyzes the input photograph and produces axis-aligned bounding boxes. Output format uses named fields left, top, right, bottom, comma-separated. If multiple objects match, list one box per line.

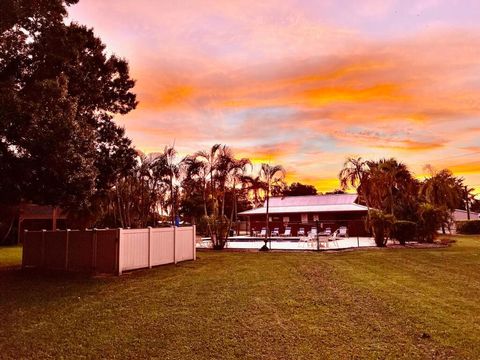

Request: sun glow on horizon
left=69, top=0, right=480, bottom=195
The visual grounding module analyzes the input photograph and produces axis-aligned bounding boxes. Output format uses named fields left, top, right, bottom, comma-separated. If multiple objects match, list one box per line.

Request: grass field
left=1, top=236, right=480, bottom=359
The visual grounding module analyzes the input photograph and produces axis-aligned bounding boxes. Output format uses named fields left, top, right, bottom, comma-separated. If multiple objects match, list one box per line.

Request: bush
left=205, top=214, right=231, bottom=250
left=417, top=204, right=446, bottom=243
left=456, top=220, right=480, bottom=234
left=368, top=209, right=395, bottom=247
left=393, top=221, right=417, bottom=245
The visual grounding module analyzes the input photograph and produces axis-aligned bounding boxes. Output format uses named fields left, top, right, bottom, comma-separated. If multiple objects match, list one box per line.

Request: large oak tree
left=0, top=0, right=137, bottom=234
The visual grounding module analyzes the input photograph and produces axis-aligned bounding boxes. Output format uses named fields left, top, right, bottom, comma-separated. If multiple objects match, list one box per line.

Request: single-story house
left=452, top=209, right=480, bottom=222
left=238, top=194, right=370, bottom=237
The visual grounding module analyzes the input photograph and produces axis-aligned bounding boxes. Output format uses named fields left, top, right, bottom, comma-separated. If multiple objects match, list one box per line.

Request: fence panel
left=68, top=230, right=94, bottom=272
left=150, top=228, right=175, bottom=266
left=22, top=231, right=43, bottom=268
left=44, top=231, right=67, bottom=270
left=120, top=229, right=149, bottom=271
left=175, top=227, right=195, bottom=262
left=95, top=229, right=119, bottom=274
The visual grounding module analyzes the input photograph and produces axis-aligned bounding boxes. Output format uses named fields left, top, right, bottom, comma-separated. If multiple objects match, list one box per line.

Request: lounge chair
left=297, top=228, right=305, bottom=236
left=308, top=227, right=318, bottom=238
left=259, top=228, right=267, bottom=237
left=337, top=226, right=348, bottom=238
left=282, top=227, right=292, bottom=237
left=324, top=228, right=332, bottom=236
left=271, top=228, right=280, bottom=237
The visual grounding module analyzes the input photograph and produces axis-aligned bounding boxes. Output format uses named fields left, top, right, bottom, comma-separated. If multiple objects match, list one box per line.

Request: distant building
left=452, top=209, right=480, bottom=222
left=238, top=194, right=369, bottom=236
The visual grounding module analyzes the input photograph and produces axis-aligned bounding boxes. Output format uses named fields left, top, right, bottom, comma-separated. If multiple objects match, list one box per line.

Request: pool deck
left=197, top=236, right=378, bottom=251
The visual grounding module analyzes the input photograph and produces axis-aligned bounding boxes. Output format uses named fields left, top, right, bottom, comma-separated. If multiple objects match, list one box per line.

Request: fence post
left=65, top=229, right=70, bottom=271
left=22, top=230, right=28, bottom=269
left=92, top=228, right=98, bottom=274
left=316, top=220, right=319, bottom=251
left=173, top=226, right=177, bottom=264
left=148, top=226, right=152, bottom=269
left=41, top=229, right=46, bottom=269
left=193, top=225, right=196, bottom=260
left=118, top=228, right=123, bottom=275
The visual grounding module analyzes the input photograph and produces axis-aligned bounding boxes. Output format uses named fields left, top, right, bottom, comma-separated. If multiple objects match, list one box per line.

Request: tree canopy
left=0, top=0, right=137, bottom=216
left=283, top=182, right=318, bottom=196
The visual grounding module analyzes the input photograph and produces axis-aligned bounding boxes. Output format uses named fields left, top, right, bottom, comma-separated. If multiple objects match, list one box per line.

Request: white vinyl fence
left=118, top=226, right=196, bottom=275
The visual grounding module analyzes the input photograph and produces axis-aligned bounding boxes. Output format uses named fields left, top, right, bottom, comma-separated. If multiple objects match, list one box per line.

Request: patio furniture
left=334, top=226, right=348, bottom=238
left=259, top=228, right=267, bottom=237
left=297, top=228, right=305, bottom=236
left=299, top=236, right=310, bottom=248
left=308, top=227, right=318, bottom=238
left=271, top=228, right=280, bottom=237
left=282, top=227, right=292, bottom=237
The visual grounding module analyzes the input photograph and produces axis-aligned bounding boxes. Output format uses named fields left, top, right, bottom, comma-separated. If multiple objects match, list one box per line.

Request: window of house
left=301, top=214, right=308, bottom=223
left=283, top=216, right=290, bottom=223
left=313, top=215, right=319, bottom=222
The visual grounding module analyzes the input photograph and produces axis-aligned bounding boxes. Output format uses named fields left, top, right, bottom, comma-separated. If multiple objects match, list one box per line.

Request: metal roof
left=266, top=194, right=358, bottom=207
left=238, top=203, right=368, bottom=215
left=238, top=194, right=367, bottom=215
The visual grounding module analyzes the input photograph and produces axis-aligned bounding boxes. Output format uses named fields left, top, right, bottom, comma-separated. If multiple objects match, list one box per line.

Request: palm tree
left=193, top=144, right=223, bottom=216
left=420, top=168, right=463, bottom=210
left=259, top=163, right=285, bottom=250
left=242, top=175, right=266, bottom=208
left=374, top=158, right=412, bottom=215
left=227, top=157, right=252, bottom=234
left=339, top=157, right=368, bottom=191
left=152, top=146, right=183, bottom=226
left=338, top=157, right=375, bottom=209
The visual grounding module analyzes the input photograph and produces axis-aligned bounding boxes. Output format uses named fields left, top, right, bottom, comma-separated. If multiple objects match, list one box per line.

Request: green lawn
left=1, top=237, right=480, bottom=359
left=0, top=245, right=22, bottom=269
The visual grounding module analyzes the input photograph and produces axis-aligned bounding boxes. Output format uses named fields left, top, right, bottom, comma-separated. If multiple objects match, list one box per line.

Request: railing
left=22, top=226, right=196, bottom=275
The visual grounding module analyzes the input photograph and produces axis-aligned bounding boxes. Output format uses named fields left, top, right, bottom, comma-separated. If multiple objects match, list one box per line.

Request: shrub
left=393, top=221, right=417, bottom=245
left=368, top=209, right=395, bottom=247
left=456, top=220, right=480, bottom=234
left=417, top=204, right=446, bottom=243
left=205, top=214, right=231, bottom=250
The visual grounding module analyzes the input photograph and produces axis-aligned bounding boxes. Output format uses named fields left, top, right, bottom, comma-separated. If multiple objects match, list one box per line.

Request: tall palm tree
left=152, top=146, right=183, bottom=226
left=227, top=157, right=252, bottom=224
left=339, top=157, right=368, bottom=191
left=259, top=163, right=285, bottom=250
left=242, top=175, right=266, bottom=208
left=420, top=169, right=463, bottom=209
left=338, top=157, right=373, bottom=208
left=193, top=144, right=223, bottom=216
left=374, top=158, right=412, bottom=215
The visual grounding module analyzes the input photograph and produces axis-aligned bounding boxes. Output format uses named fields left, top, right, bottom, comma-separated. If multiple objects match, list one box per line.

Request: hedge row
left=455, top=220, right=480, bottom=234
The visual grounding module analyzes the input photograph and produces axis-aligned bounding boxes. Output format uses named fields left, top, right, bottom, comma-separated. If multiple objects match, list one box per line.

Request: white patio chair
left=337, top=226, right=348, bottom=238
left=282, top=227, right=291, bottom=237
left=308, top=227, right=318, bottom=238
left=271, top=228, right=280, bottom=237
left=297, top=228, right=305, bottom=236
left=259, top=228, right=267, bottom=237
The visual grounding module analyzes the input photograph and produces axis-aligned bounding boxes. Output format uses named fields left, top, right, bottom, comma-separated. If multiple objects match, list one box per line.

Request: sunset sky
left=69, top=0, right=480, bottom=193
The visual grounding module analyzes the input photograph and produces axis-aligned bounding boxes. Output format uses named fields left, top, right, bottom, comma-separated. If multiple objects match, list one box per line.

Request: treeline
left=339, top=158, right=479, bottom=246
